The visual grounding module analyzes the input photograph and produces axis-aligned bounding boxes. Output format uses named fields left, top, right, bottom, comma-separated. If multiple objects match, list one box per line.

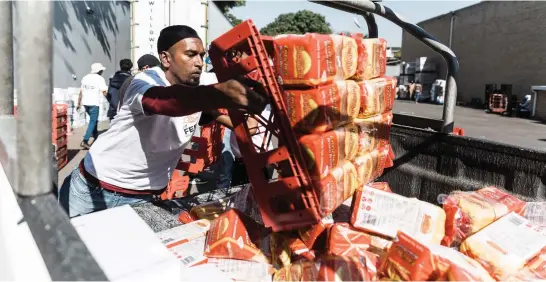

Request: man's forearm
left=142, top=84, right=230, bottom=117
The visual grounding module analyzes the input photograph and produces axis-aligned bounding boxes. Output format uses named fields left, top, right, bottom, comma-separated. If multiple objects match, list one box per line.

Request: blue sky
left=231, top=0, right=480, bottom=47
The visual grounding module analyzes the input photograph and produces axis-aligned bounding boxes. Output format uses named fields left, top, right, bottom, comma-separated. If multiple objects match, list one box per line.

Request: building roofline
left=417, top=1, right=489, bottom=25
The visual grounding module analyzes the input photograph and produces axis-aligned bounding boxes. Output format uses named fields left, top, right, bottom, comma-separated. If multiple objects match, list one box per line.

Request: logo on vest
left=184, top=124, right=197, bottom=136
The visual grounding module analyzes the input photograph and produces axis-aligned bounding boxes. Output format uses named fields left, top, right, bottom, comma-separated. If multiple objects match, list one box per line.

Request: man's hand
left=213, top=77, right=268, bottom=115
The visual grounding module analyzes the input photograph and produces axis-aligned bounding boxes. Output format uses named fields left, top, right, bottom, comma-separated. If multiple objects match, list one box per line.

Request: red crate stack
left=52, top=104, right=68, bottom=170
left=13, top=104, right=69, bottom=170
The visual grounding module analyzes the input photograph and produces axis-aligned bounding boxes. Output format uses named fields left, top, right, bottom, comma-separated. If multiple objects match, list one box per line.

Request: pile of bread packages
left=155, top=33, right=546, bottom=282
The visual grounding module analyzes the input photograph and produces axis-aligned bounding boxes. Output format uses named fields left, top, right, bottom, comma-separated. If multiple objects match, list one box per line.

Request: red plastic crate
left=176, top=135, right=208, bottom=174
left=52, top=114, right=68, bottom=129
left=52, top=104, right=68, bottom=117
left=53, top=135, right=68, bottom=149
left=57, top=155, right=68, bottom=170
left=56, top=145, right=68, bottom=159
left=52, top=125, right=67, bottom=141
left=209, top=20, right=322, bottom=231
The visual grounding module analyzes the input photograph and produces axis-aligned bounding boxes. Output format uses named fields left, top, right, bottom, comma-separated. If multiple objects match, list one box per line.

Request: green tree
left=213, top=1, right=245, bottom=26
left=260, top=10, right=332, bottom=36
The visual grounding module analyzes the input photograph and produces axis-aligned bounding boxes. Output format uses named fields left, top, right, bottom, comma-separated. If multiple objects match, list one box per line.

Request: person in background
left=518, top=94, right=532, bottom=118
left=106, top=59, right=133, bottom=123
left=77, top=63, right=108, bottom=149
left=415, top=81, right=423, bottom=103
left=118, top=54, right=161, bottom=112
left=408, top=81, right=416, bottom=101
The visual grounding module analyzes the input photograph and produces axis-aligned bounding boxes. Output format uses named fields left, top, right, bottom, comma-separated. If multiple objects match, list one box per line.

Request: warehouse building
left=401, top=1, right=546, bottom=105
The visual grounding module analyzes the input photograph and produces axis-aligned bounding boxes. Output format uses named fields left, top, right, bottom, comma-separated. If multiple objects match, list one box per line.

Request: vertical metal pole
left=0, top=1, right=13, bottom=115
left=15, top=1, right=53, bottom=196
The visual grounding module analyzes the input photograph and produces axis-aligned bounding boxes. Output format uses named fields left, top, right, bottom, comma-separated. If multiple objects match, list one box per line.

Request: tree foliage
left=213, top=1, right=245, bottom=26
left=260, top=10, right=332, bottom=36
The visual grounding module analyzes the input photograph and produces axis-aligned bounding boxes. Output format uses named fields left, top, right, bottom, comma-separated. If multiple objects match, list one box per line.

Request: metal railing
left=0, top=1, right=107, bottom=280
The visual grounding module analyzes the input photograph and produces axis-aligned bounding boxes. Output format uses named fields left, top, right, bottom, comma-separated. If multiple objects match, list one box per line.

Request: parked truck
left=1, top=0, right=545, bottom=280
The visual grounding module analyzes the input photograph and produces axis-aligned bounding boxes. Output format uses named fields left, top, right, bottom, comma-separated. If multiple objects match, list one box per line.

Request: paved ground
left=59, top=103, right=546, bottom=180
left=394, top=100, right=546, bottom=151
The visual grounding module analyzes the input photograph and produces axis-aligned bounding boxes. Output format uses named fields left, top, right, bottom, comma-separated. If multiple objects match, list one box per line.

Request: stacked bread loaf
left=272, top=33, right=396, bottom=218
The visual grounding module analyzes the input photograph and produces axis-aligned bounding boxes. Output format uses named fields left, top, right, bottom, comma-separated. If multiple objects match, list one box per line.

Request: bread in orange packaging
left=270, top=232, right=316, bottom=269
left=442, top=186, right=527, bottom=247
left=504, top=247, right=546, bottom=281
left=315, top=160, right=359, bottom=217
left=347, top=34, right=387, bottom=81
left=350, top=185, right=446, bottom=245
left=273, top=33, right=358, bottom=86
left=298, top=213, right=334, bottom=250
left=352, top=145, right=394, bottom=186
left=380, top=231, right=495, bottom=281
left=284, top=80, right=360, bottom=133
left=354, top=112, right=393, bottom=155
left=357, top=77, right=397, bottom=118
left=204, top=209, right=270, bottom=263
left=459, top=212, right=546, bottom=279
left=273, top=255, right=370, bottom=281
left=326, top=223, right=382, bottom=280
left=299, top=123, right=360, bottom=179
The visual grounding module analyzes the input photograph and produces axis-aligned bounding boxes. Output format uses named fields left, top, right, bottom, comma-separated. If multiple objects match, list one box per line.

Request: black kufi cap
left=157, top=25, right=201, bottom=54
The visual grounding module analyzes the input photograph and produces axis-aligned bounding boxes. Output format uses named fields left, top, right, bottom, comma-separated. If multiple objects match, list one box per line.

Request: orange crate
left=52, top=125, right=67, bottom=141
left=52, top=114, right=68, bottom=129
left=56, top=145, right=68, bottom=159
left=209, top=20, right=321, bottom=231
left=57, top=155, right=68, bottom=170
left=53, top=135, right=68, bottom=149
left=52, top=104, right=68, bottom=117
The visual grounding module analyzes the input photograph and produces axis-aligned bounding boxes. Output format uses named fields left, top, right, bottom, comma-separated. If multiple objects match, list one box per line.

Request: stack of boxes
left=52, top=104, right=69, bottom=170
left=13, top=103, right=69, bottom=170
left=272, top=32, right=396, bottom=247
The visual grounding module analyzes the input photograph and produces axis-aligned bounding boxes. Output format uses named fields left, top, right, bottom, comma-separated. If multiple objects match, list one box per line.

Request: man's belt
left=78, top=160, right=166, bottom=198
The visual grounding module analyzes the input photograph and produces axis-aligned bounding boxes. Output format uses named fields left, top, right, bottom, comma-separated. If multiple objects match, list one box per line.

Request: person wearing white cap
left=77, top=62, right=108, bottom=149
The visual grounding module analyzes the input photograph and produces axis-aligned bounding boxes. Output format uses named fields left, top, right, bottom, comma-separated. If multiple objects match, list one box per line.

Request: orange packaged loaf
left=273, top=255, right=370, bottom=281
left=273, top=33, right=358, bottom=86
left=352, top=145, right=394, bottom=186
left=351, top=184, right=446, bottom=245
left=380, top=231, right=495, bottom=281
left=460, top=212, right=546, bottom=279
left=284, top=80, right=360, bottom=133
left=204, top=209, right=270, bottom=263
left=299, top=123, right=360, bottom=179
left=357, top=77, right=397, bottom=118
left=315, top=160, right=359, bottom=217
left=354, top=112, right=393, bottom=155
left=442, top=186, right=527, bottom=247
left=348, top=34, right=387, bottom=81
left=270, top=233, right=316, bottom=269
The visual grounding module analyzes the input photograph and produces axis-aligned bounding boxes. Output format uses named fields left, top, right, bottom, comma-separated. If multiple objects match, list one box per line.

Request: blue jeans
left=83, top=105, right=99, bottom=143
left=58, top=166, right=153, bottom=218
left=217, top=129, right=235, bottom=189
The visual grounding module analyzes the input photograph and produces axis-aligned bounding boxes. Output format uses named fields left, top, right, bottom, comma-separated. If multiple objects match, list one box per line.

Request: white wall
left=132, top=0, right=207, bottom=63
left=0, top=164, right=51, bottom=281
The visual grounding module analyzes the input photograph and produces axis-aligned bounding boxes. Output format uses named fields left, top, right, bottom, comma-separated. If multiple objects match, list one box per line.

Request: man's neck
left=164, top=70, right=178, bottom=85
